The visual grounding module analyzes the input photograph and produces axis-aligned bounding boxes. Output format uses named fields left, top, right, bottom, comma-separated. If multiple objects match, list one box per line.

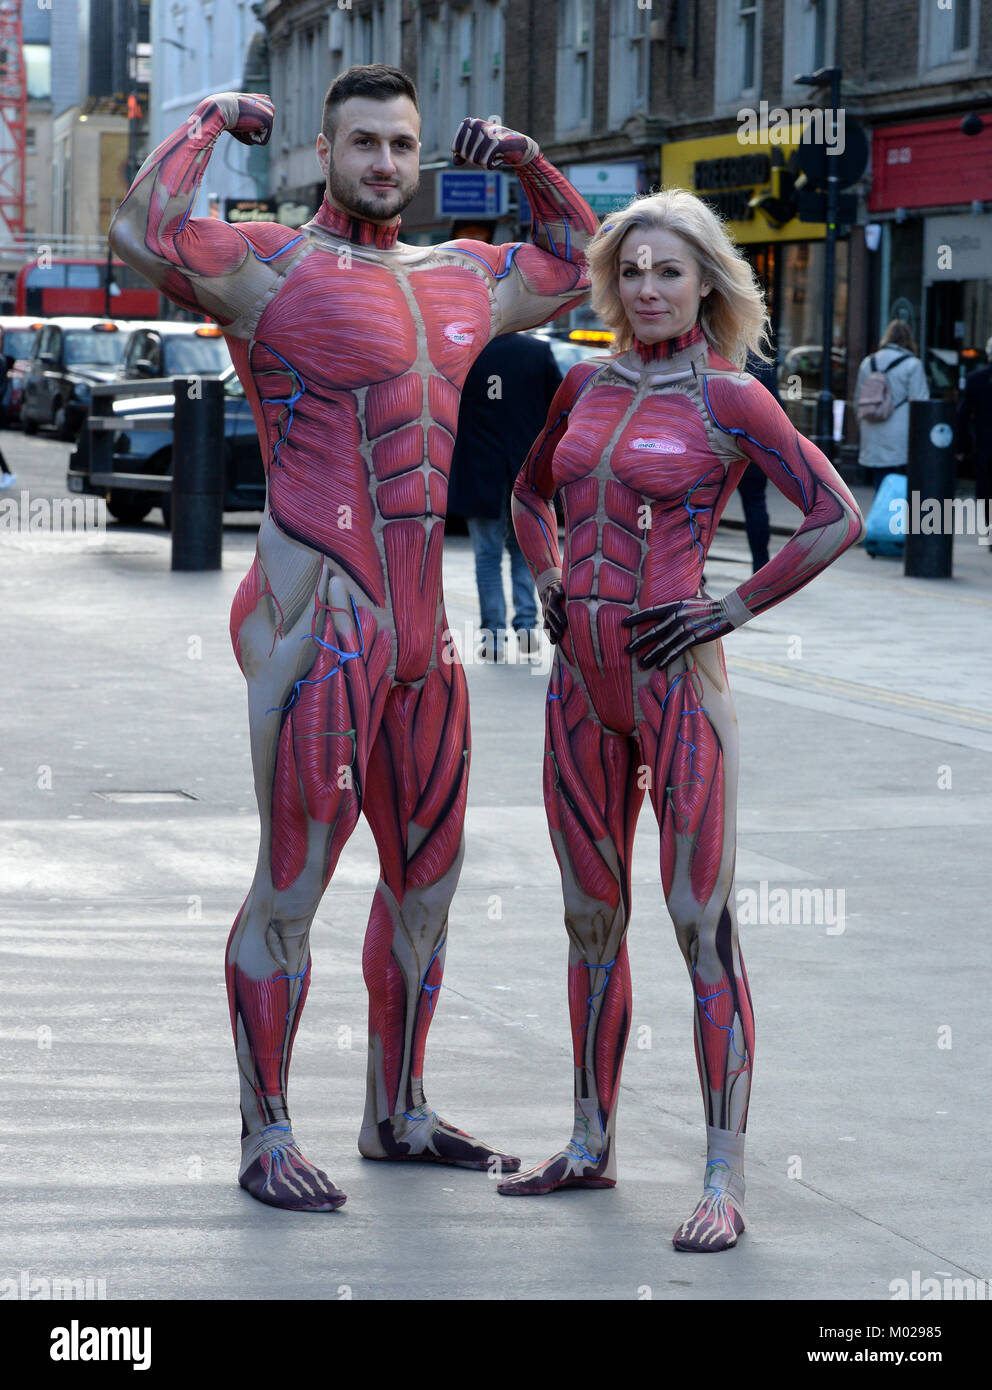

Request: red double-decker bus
left=13, top=257, right=159, bottom=319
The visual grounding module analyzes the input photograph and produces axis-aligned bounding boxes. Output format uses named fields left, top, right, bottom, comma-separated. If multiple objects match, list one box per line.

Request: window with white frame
left=782, top=0, right=836, bottom=95
left=609, top=2, right=649, bottom=129
left=203, top=4, right=214, bottom=91
left=715, top=0, right=762, bottom=109
left=457, top=9, right=474, bottom=87
left=419, top=10, right=445, bottom=156
left=920, top=0, right=978, bottom=74
left=476, top=0, right=504, bottom=121
left=354, top=12, right=374, bottom=66
left=556, top=0, right=593, bottom=137
left=443, top=3, right=472, bottom=153
left=169, top=4, right=185, bottom=92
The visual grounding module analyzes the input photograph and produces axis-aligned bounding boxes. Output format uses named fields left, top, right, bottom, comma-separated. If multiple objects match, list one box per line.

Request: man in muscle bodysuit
left=108, top=65, right=596, bottom=1211
left=502, top=190, right=864, bottom=1249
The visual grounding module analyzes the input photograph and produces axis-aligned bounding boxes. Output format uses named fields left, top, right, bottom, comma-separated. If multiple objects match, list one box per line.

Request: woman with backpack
left=854, top=319, right=930, bottom=491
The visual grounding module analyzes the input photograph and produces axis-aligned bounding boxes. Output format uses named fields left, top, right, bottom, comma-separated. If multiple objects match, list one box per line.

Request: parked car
left=116, top=320, right=231, bottom=380
left=67, top=363, right=264, bottom=526
left=0, top=316, right=44, bottom=425
left=532, top=327, right=614, bottom=375
left=20, top=317, right=128, bottom=439
left=777, top=343, right=848, bottom=433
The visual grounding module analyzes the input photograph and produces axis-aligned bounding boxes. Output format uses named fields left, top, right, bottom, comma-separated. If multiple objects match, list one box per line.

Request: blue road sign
left=436, top=170, right=509, bottom=219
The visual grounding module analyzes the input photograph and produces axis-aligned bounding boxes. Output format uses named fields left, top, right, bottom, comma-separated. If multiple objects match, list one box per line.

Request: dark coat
left=956, top=363, right=992, bottom=492
left=447, top=332, right=562, bottom=519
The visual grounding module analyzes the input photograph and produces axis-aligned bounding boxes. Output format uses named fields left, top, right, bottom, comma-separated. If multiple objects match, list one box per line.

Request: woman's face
left=617, top=227, right=711, bottom=344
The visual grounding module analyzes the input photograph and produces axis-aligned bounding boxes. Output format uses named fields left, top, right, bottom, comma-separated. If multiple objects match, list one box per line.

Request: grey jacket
left=855, top=347, right=930, bottom=470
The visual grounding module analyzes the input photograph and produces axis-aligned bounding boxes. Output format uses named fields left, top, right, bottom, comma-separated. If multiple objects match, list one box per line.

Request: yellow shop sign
left=661, top=131, right=826, bottom=244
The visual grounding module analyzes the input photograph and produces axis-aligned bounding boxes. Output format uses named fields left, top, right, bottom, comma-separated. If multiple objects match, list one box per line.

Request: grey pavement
left=1, top=429, right=991, bottom=1301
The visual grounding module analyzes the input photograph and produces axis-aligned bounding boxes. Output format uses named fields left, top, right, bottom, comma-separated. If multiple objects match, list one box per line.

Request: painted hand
left=212, top=92, right=275, bottom=146
left=451, top=117, right=539, bottom=170
left=622, top=597, right=732, bottom=670
left=540, top=580, right=567, bottom=645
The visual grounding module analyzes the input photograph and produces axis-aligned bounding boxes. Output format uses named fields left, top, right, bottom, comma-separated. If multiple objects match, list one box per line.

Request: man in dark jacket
left=956, top=336, right=992, bottom=521
left=448, top=331, right=562, bottom=657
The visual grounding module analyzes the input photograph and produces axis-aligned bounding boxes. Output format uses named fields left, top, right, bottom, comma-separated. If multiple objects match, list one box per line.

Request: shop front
left=867, top=115, right=992, bottom=397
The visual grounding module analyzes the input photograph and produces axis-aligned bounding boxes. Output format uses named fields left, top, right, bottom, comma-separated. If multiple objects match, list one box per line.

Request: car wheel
left=160, top=493, right=172, bottom=531
left=105, top=490, right=153, bottom=525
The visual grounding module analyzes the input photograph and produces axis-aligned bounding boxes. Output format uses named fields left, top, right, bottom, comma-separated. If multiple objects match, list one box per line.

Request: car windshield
left=163, top=336, right=231, bottom=375
left=3, top=329, right=37, bottom=358
left=63, top=330, right=124, bottom=367
left=222, top=368, right=245, bottom=399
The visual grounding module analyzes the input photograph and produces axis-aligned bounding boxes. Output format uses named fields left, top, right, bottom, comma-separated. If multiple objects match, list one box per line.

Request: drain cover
left=92, top=790, right=200, bottom=803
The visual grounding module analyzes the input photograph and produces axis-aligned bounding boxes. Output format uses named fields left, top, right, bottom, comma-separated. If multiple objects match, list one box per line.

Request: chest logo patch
left=630, top=437, right=686, bottom=454
left=444, top=324, right=474, bottom=345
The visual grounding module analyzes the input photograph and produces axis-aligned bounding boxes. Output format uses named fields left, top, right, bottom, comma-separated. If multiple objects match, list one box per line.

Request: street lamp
left=795, top=66, right=842, bottom=461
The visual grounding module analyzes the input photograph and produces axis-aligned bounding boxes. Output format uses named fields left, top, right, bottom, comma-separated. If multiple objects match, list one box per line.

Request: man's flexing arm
left=108, top=92, right=285, bottom=330
left=447, top=118, right=598, bottom=337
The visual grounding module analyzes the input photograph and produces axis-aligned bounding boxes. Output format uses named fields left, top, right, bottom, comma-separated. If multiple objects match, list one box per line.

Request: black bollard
left=171, top=376, right=225, bottom=571
left=904, top=399, right=955, bottom=580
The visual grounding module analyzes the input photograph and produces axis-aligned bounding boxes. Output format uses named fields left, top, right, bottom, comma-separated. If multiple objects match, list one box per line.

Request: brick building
left=251, top=0, right=992, bottom=431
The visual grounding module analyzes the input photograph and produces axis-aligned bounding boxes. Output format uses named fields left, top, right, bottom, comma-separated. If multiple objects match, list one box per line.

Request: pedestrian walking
left=448, top=331, right=562, bottom=658
left=0, top=444, right=16, bottom=489
left=854, top=319, right=929, bottom=491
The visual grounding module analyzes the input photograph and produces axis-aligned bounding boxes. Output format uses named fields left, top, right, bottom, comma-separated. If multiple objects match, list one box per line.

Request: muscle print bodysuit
left=505, top=323, right=864, bottom=1249
left=108, top=92, right=597, bottom=1209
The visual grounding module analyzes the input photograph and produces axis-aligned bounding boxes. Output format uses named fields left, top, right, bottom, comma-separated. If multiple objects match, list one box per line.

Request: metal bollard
left=904, top=399, right=955, bottom=580
left=171, top=377, right=225, bottom=572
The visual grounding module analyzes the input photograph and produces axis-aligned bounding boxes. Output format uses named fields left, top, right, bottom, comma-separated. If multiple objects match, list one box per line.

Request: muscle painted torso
left=550, top=353, right=743, bottom=731
left=225, top=210, right=556, bottom=681
left=514, top=325, right=863, bottom=735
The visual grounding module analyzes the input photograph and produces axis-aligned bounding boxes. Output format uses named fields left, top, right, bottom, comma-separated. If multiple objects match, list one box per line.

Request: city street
left=1, top=428, right=991, bottom=1303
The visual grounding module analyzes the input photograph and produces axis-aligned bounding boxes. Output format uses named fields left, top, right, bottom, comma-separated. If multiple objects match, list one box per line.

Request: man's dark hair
left=321, top=65, right=419, bottom=144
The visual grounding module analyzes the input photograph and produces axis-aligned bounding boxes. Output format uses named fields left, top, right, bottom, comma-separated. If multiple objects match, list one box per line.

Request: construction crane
left=0, top=0, right=25, bottom=245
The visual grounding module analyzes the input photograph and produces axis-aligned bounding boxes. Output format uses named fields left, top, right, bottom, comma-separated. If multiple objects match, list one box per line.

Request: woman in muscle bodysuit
left=501, top=190, right=864, bottom=1250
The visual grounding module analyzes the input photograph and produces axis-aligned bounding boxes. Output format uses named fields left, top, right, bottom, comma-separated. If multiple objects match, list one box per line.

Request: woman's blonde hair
left=586, top=187, right=771, bottom=369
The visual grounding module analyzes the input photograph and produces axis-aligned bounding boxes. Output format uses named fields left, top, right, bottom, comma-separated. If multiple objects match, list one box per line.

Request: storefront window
left=772, top=240, right=849, bottom=434
left=884, top=219, right=923, bottom=350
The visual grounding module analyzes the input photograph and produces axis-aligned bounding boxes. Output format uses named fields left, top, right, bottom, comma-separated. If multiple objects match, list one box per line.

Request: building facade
left=69, top=1, right=989, bottom=424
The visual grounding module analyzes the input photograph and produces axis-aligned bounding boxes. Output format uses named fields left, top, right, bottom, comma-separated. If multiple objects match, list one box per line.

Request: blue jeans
left=465, top=503, right=538, bottom=633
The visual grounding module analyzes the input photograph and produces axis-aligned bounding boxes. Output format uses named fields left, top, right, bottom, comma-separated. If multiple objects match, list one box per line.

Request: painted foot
left=497, top=1141, right=615, bottom=1196
left=239, top=1139, right=347, bottom=1213
left=673, top=1184, right=745, bottom=1251
left=358, top=1104, right=520, bottom=1173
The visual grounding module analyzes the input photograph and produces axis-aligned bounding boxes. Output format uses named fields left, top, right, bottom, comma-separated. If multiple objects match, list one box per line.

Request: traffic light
left=795, top=176, right=858, bottom=227
left=748, top=160, right=799, bottom=229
